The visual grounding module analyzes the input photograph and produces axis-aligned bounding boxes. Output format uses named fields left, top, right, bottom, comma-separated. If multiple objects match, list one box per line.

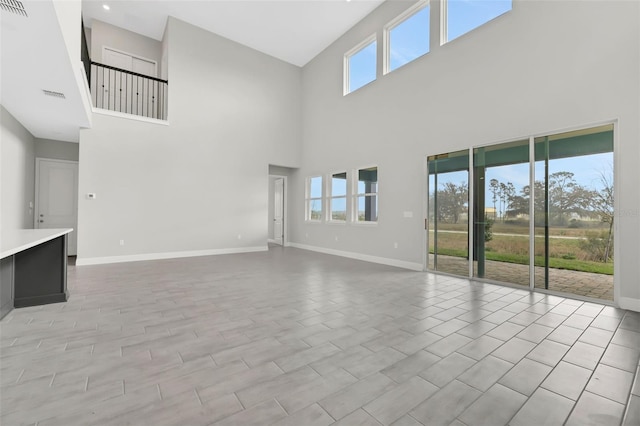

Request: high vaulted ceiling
left=82, top=0, right=387, bottom=67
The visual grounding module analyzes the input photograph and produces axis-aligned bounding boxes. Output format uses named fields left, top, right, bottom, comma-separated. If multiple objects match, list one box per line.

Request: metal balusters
left=89, top=61, right=168, bottom=120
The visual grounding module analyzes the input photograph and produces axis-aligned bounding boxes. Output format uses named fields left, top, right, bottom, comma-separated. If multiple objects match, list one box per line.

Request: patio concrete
left=429, top=255, right=614, bottom=301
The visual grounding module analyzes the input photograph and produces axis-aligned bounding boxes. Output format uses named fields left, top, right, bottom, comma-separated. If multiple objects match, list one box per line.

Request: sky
left=486, top=152, right=613, bottom=193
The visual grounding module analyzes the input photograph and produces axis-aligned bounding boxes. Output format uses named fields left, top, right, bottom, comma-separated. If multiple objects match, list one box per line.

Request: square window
left=443, top=0, right=512, bottom=43
left=385, top=1, right=430, bottom=74
left=344, top=36, right=377, bottom=95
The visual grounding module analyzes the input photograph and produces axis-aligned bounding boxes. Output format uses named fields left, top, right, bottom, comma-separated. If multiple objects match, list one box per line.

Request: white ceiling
left=81, top=0, right=386, bottom=67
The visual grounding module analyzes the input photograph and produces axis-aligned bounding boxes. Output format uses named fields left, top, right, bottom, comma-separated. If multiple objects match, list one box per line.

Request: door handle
left=39, top=220, right=44, bottom=223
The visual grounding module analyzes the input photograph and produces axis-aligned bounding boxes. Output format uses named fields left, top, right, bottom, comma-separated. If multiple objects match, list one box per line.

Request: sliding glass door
left=427, top=124, right=614, bottom=301
left=428, top=150, right=470, bottom=276
left=534, top=125, right=614, bottom=299
left=473, top=139, right=530, bottom=286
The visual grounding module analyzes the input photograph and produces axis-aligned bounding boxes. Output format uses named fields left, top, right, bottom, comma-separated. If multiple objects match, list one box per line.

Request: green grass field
left=429, top=222, right=613, bottom=275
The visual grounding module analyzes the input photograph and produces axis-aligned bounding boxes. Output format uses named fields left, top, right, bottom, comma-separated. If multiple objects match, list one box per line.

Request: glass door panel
left=473, top=139, right=530, bottom=286
left=427, top=150, right=470, bottom=276
left=534, top=125, right=614, bottom=300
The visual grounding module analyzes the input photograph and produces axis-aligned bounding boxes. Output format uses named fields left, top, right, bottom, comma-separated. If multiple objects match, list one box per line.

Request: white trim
left=612, top=120, right=620, bottom=306
left=383, top=0, right=430, bottom=75
left=290, top=243, right=423, bottom=271
left=267, top=239, right=278, bottom=244
left=76, top=246, right=268, bottom=266
left=343, top=33, right=377, bottom=96
left=102, top=46, right=158, bottom=77
left=439, top=0, right=448, bottom=45
left=619, top=297, right=640, bottom=313
left=93, top=107, right=170, bottom=126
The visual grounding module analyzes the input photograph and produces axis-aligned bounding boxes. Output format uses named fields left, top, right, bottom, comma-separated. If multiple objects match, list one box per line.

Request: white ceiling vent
left=43, top=90, right=66, bottom=99
left=0, top=0, right=28, bottom=17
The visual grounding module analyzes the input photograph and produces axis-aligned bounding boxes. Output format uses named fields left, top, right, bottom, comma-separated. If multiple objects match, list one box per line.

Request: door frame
left=268, top=174, right=289, bottom=246
left=34, top=158, right=79, bottom=252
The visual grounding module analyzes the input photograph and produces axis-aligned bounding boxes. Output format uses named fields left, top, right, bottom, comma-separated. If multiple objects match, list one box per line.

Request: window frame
left=328, top=171, right=349, bottom=223
left=343, top=34, right=378, bottom=96
left=383, top=0, right=430, bottom=75
left=440, top=0, right=512, bottom=45
left=353, top=165, right=379, bottom=224
left=305, top=175, right=323, bottom=222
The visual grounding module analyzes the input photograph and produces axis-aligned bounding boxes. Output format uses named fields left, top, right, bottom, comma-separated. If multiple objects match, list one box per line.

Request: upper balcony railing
left=89, top=62, right=168, bottom=121
left=81, top=20, right=168, bottom=121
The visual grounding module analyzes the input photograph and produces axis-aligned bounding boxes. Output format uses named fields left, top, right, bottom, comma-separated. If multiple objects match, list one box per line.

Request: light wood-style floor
left=1, top=246, right=639, bottom=425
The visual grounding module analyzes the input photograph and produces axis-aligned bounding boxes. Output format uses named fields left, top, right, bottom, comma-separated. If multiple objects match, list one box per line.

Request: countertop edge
left=1, top=229, right=73, bottom=259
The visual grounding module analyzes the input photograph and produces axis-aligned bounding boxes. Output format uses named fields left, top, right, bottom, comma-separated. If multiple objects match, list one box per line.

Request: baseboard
left=76, top=246, right=268, bottom=266
left=619, top=297, right=640, bottom=313
left=267, top=239, right=277, bottom=244
left=289, top=243, right=423, bottom=271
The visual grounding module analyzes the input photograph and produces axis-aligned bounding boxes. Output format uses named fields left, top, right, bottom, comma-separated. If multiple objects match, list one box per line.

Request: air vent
left=0, top=0, right=28, bottom=17
left=43, top=90, right=66, bottom=99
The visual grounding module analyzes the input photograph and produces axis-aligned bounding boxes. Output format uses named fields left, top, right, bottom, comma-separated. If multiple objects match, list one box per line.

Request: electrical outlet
left=237, top=234, right=242, bottom=240
left=394, top=242, right=398, bottom=249
left=335, top=236, right=338, bottom=241
left=119, top=240, right=125, bottom=246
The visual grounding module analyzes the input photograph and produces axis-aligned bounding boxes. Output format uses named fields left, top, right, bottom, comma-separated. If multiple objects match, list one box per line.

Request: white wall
left=52, top=0, right=81, bottom=66
left=1, top=106, right=36, bottom=230
left=35, top=139, right=79, bottom=162
left=294, top=1, right=640, bottom=308
left=90, top=19, right=162, bottom=67
left=77, top=18, right=302, bottom=263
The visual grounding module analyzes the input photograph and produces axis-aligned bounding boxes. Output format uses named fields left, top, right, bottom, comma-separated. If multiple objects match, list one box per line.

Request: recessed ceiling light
left=102, top=4, right=110, bottom=10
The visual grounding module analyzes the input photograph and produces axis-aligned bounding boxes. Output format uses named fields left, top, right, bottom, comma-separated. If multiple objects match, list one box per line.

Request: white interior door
left=273, top=178, right=284, bottom=245
left=36, top=159, right=79, bottom=256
